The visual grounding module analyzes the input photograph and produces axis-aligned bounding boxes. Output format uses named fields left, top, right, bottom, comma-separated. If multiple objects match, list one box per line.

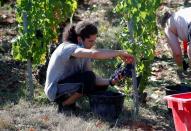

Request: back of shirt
left=168, top=7, right=191, bottom=41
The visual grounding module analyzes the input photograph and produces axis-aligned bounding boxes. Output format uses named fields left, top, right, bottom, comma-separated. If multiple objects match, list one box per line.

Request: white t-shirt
left=167, top=7, right=191, bottom=41
left=44, top=42, right=90, bottom=101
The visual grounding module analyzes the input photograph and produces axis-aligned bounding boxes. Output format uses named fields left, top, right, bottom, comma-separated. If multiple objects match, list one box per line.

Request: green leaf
left=140, top=12, right=147, bottom=19
left=114, top=0, right=162, bottom=93
left=14, top=0, right=77, bottom=64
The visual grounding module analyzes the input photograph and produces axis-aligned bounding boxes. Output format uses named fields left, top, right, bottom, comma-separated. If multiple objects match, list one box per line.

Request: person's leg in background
left=183, top=40, right=188, bottom=57
left=165, top=27, right=187, bottom=81
left=182, top=40, right=189, bottom=71
left=165, top=27, right=183, bottom=69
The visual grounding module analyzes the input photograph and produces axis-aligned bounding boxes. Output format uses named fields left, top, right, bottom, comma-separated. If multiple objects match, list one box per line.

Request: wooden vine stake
left=128, top=19, right=139, bottom=121
left=23, top=11, right=34, bottom=102
left=131, top=63, right=139, bottom=121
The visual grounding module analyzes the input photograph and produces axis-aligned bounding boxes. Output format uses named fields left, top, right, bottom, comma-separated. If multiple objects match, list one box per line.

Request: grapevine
left=114, top=0, right=161, bottom=94
left=12, top=0, right=77, bottom=100
left=13, top=0, right=77, bottom=64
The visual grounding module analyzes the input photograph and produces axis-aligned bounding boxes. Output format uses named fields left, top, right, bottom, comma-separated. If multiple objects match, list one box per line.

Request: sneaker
left=57, top=103, right=77, bottom=113
left=58, top=102, right=83, bottom=113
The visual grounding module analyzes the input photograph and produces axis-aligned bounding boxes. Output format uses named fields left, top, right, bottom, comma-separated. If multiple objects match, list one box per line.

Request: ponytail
left=64, top=25, right=78, bottom=44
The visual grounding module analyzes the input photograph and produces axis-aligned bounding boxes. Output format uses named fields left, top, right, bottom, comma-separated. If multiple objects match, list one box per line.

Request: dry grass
left=0, top=111, right=15, bottom=130
left=0, top=95, right=175, bottom=131
left=0, top=100, right=114, bottom=131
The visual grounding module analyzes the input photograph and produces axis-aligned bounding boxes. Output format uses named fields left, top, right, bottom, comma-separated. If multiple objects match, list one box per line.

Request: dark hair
left=64, top=21, right=98, bottom=44
left=160, top=11, right=172, bottom=28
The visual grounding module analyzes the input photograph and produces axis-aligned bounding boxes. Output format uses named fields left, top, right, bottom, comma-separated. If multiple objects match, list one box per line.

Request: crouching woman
left=44, top=21, right=134, bottom=112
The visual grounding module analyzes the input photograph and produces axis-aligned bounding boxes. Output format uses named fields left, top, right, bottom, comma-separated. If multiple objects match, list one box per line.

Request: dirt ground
left=0, top=0, right=191, bottom=130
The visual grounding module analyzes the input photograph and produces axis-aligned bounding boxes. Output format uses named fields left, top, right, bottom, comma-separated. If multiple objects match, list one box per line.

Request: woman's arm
left=72, top=48, right=134, bottom=63
left=95, top=76, right=110, bottom=86
left=95, top=75, right=122, bottom=86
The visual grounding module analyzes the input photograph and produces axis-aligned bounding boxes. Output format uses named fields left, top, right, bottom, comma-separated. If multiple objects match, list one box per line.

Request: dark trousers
left=55, top=71, right=108, bottom=103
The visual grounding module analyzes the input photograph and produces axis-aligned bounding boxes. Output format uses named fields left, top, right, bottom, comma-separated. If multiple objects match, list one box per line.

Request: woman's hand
left=119, top=52, right=134, bottom=64
left=109, top=73, right=124, bottom=86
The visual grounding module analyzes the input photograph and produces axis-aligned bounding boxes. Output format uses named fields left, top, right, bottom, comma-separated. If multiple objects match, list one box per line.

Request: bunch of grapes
left=122, top=64, right=133, bottom=77
left=110, top=63, right=133, bottom=81
left=110, top=63, right=142, bottom=88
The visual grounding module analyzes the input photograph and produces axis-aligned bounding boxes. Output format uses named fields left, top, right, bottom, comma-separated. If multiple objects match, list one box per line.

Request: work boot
left=57, top=103, right=76, bottom=113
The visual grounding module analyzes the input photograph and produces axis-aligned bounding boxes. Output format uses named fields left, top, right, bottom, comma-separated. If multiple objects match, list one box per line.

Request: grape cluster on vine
left=110, top=63, right=133, bottom=81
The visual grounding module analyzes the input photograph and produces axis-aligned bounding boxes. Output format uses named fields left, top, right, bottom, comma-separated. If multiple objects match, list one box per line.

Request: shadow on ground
left=0, top=60, right=26, bottom=107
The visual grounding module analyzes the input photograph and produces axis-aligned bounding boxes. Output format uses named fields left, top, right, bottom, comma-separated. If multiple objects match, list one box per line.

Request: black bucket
left=165, top=84, right=191, bottom=96
left=89, top=91, right=125, bottom=120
